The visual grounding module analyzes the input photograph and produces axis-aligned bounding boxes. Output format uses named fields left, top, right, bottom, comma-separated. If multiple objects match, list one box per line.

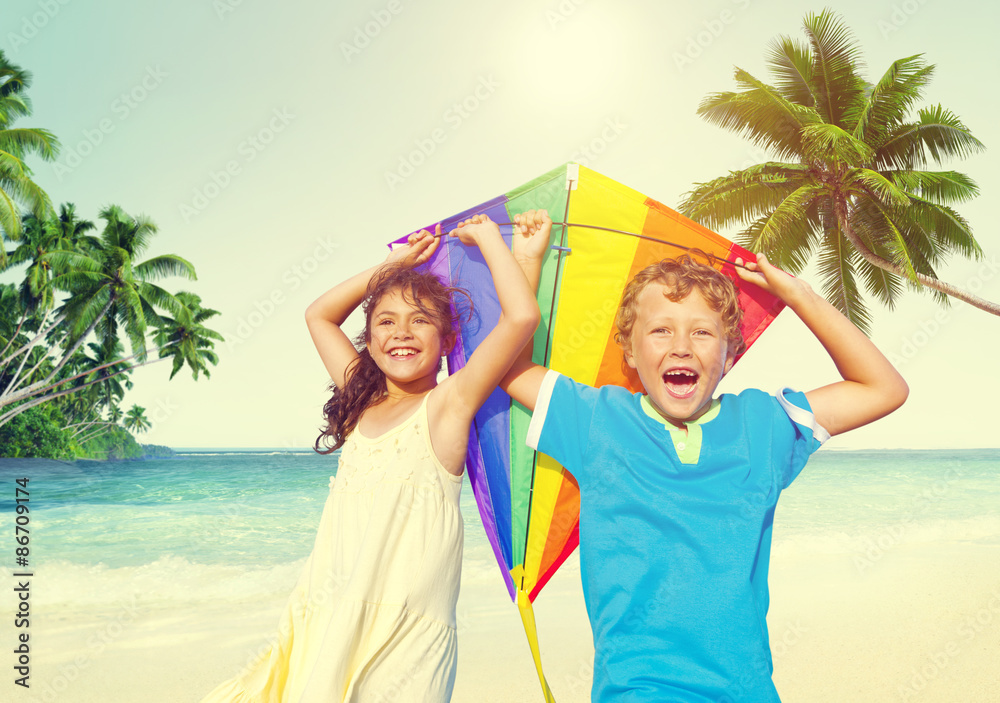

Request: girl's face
left=366, top=287, right=453, bottom=393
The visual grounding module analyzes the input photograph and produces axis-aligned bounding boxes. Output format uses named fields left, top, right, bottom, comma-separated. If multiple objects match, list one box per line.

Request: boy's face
left=623, top=283, right=734, bottom=429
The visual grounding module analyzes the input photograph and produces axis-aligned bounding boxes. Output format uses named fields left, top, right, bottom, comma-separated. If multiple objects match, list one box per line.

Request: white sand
left=17, top=545, right=1000, bottom=702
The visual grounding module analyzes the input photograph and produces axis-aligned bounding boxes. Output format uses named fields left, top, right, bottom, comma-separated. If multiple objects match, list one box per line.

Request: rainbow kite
left=391, top=164, right=784, bottom=700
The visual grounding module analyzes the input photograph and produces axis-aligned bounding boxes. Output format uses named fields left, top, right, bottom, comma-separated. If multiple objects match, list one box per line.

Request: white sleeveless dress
left=201, top=391, right=464, bottom=702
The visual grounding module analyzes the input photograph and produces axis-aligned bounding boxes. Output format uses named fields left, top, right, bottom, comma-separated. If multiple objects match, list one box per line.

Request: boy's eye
left=694, top=329, right=712, bottom=336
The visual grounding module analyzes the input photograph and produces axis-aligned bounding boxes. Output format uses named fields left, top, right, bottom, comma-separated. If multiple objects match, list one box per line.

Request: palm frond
left=849, top=168, right=911, bottom=209
left=765, top=36, right=816, bottom=106
left=134, top=254, right=197, bottom=281
left=0, top=169, right=53, bottom=218
left=850, top=55, right=932, bottom=146
left=902, top=198, right=981, bottom=260
left=800, top=123, right=874, bottom=165
left=751, top=183, right=826, bottom=253
left=736, top=210, right=819, bottom=275
left=0, top=127, right=59, bottom=161
left=136, top=281, right=183, bottom=315
left=698, top=70, right=821, bottom=160
left=876, top=106, right=985, bottom=169
left=801, top=9, right=866, bottom=127
left=889, top=170, right=978, bottom=205
left=817, top=225, right=871, bottom=333
left=680, top=162, right=809, bottom=229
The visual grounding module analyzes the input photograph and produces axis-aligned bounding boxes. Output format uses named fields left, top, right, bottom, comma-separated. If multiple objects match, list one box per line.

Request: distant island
left=0, top=408, right=175, bottom=461
left=72, top=426, right=176, bottom=461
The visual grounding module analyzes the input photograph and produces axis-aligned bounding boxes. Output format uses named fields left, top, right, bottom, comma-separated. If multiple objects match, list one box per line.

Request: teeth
left=390, top=349, right=417, bottom=357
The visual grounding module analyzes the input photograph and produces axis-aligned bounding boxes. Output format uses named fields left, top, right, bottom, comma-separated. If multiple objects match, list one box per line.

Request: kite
left=390, top=163, right=784, bottom=700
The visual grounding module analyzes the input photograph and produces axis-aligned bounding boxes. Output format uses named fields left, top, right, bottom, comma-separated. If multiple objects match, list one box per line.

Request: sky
left=2, top=0, right=999, bottom=449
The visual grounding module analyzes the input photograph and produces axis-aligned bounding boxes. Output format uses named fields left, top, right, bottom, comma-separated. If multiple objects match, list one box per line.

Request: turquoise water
left=1, top=449, right=997, bottom=606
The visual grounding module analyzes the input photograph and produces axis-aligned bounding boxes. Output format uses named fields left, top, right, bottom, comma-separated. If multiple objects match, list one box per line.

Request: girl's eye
left=378, top=319, right=393, bottom=326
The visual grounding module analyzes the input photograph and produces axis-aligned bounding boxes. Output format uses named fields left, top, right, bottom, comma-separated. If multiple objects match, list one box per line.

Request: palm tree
left=154, top=291, right=223, bottom=379
left=678, top=9, right=996, bottom=332
left=0, top=50, right=59, bottom=260
left=83, top=339, right=133, bottom=412
left=123, top=404, right=151, bottom=434
left=49, top=204, right=196, bottom=364
left=0, top=205, right=210, bottom=429
left=3, top=206, right=95, bottom=313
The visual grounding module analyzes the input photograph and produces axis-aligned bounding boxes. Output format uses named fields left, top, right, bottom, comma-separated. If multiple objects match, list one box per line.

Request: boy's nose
left=670, top=338, right=692, bottom=357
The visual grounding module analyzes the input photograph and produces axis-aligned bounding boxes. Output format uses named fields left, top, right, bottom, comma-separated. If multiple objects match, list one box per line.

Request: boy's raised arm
left=737, top=254, right=909, bottom=437
left=500, top=209, right=553, bottom=412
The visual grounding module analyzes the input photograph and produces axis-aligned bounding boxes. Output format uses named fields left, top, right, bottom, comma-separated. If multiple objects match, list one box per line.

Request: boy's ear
left=624, top=346, right=636, bottom=369
left=722, top=349, right=735, bottom=375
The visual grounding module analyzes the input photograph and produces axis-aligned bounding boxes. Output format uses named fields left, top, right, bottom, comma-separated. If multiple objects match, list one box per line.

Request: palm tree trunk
left=76, top=425, right=114, bottom=446
left=834, top=202, right=1000, bottom=317
left=0, top=309, right=65, bottom=368
left=1, top=307, right=53, bottom=396
left=0, top=356, right=167, bottom=428
left=0, top=300, right=114, bottom=405
left=0, top=307, right=31, bottom=361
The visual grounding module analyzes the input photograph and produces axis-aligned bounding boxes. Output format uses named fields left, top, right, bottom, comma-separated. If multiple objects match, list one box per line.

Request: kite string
left=432, top=221, right=752, bottom=270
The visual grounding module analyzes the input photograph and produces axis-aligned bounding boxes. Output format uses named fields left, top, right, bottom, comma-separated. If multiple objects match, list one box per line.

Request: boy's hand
left=387, top=225, right=440, bottom=266
left=451, top=214, right=501, bottom=247
left=736, top=253, right=810, bottom=306
left=512, top=209, right=552, bottom=264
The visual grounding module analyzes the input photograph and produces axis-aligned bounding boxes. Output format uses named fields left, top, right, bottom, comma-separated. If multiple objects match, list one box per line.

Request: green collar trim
left=639, top=396, right=721, bottom=464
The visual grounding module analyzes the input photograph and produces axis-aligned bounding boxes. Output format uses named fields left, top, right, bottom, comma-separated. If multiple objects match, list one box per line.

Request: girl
left=201, top=213, right=541, bottom=702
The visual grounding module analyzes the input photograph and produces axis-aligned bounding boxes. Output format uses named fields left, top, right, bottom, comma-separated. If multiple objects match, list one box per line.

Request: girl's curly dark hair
left=314, top=263, right=470, bottom=453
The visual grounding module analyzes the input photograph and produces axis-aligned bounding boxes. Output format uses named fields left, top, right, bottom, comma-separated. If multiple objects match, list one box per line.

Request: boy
left=503, top=210, right=908, bottom=702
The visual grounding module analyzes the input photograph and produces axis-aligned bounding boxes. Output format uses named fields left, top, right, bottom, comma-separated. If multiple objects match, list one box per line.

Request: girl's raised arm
left=305, top=230, right=439, bottom=388
left=435, top=215, right=541, bottom=424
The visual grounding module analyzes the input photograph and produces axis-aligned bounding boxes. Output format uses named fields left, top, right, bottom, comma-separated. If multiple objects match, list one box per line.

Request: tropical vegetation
left=679, top=9, right=997, bottom=332
left=0, top=49, right=58, bottom=258
left=0, top=52, right=221, bottom=458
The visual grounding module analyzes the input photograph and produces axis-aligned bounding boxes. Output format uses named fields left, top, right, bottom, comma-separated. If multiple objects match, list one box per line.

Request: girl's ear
left=442, top=332, right=457, bottom=356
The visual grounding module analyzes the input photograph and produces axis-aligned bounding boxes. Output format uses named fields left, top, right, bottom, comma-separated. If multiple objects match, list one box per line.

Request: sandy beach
left=16, top=541, right=1000, bottom=703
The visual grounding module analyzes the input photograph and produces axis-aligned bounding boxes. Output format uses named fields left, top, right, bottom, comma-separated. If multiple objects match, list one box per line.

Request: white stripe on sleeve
left=776, top=387, right=831, bottom=444
left=525, top=370, right=560, bottom=450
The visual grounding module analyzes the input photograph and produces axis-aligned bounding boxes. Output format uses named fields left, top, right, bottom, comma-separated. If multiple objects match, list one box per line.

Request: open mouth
left=663, top=369, right=699, bottom=398
left=389, top=348, right=419, bottom=358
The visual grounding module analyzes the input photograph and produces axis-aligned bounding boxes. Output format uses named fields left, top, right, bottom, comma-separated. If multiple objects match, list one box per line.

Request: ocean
left=1, top=448, right=998, bottom=611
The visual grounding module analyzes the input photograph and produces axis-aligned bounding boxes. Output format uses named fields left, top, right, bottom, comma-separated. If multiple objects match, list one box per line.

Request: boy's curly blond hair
left=614, top=251, right=746, bottom=358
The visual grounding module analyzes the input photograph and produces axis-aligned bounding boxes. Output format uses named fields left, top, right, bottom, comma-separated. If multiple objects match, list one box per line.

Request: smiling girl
left=200, top=214, right=540, bottom=702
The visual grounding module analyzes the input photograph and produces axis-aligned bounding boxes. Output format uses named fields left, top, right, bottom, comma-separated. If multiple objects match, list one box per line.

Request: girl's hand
left=736, top=253, right=811, bottom=306
left=387, top=225, right=440, bottom=266
left=451, top=214, right=501, bottom=247
left=512, top=209, right=552, bottom=264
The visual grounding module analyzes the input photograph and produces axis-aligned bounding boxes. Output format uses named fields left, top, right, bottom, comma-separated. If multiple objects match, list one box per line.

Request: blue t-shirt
left=526, top=371, right=828, bottom=702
